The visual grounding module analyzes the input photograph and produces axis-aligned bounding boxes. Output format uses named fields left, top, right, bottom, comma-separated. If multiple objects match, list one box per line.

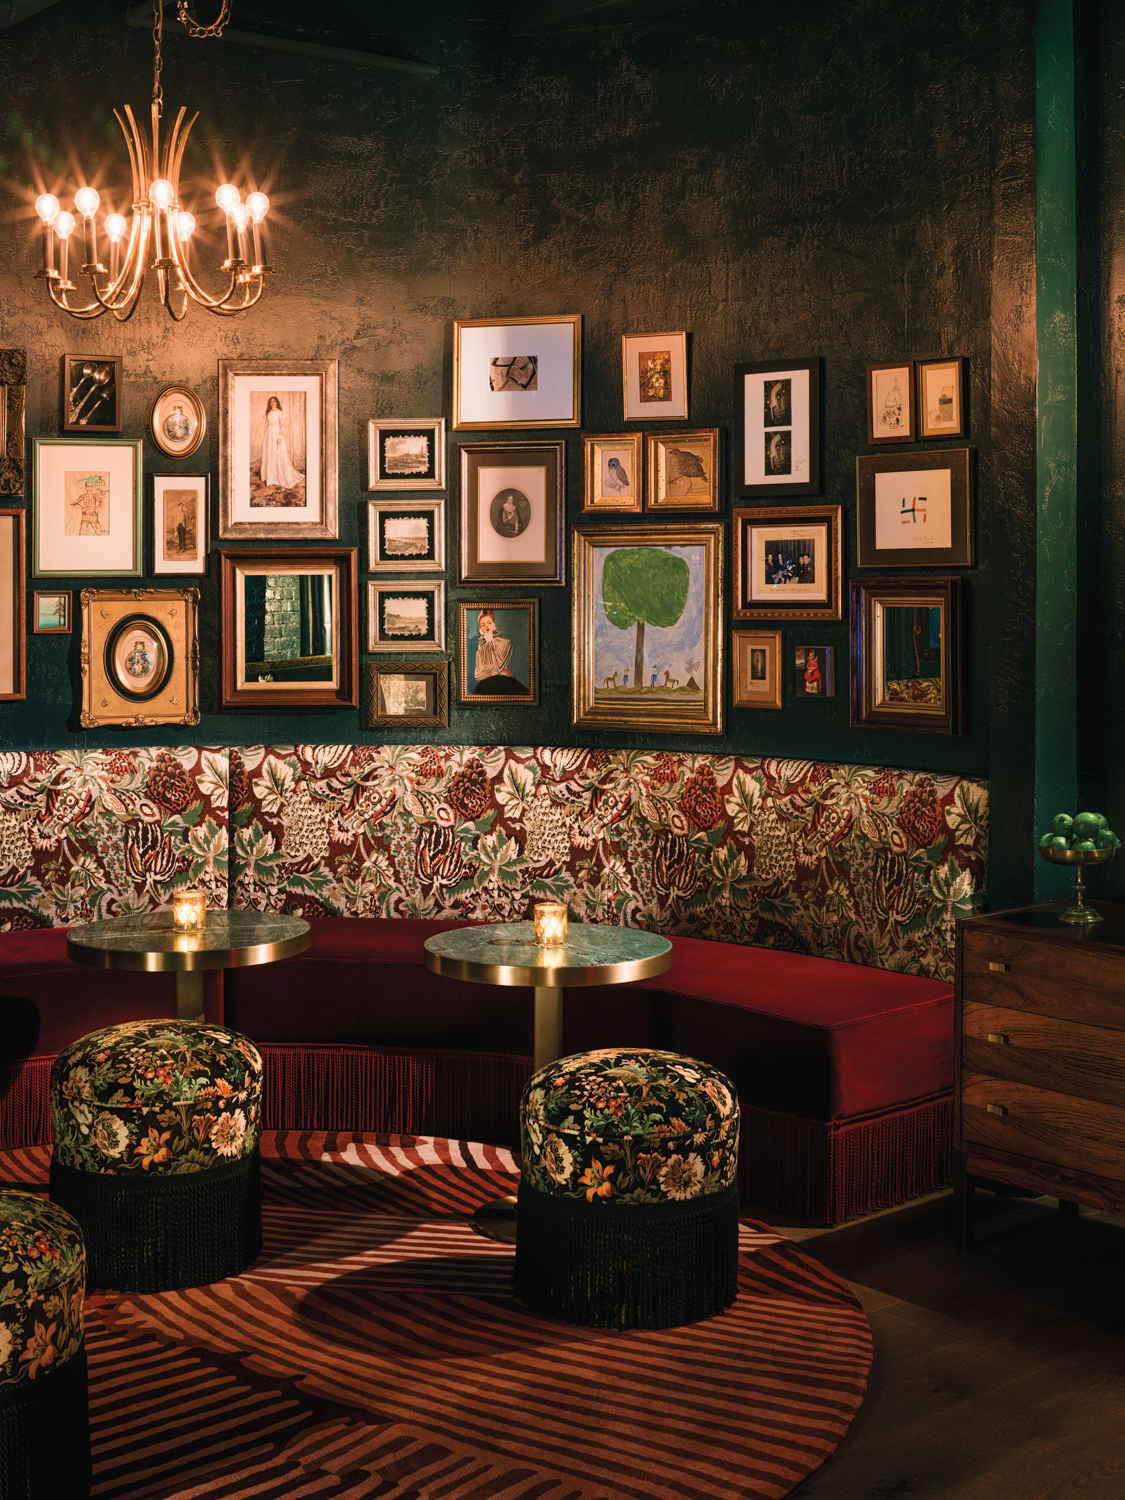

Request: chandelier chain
left=152, top=0, right=164, bottom=116
left=176, top=1, right=230, bottom=39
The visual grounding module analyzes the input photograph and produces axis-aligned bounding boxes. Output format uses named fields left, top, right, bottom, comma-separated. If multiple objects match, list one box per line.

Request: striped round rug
left=2, top=1132, right=871, bottom=1500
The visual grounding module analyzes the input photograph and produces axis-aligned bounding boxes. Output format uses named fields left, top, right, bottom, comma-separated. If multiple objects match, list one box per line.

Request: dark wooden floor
left=755, top=1187, right=1125, bottom=1500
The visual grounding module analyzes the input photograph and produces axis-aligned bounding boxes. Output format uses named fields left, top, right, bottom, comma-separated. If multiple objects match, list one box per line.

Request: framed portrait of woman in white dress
left=218, top=359, right=338, bottom=538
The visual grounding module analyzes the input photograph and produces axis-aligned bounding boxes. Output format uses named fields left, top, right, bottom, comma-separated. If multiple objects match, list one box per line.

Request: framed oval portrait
left=105, top=612, right=174, bottom=701
left=149, top=384, right=206, bottom=461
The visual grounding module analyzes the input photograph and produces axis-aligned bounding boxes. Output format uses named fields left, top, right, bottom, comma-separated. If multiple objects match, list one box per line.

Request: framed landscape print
left=452, top=316, right=581, bottom=429
left=795, top=644, right=835, bottom=699
left=1, top=348, right=27, bottom=497
left=732, top=629, right=783, bottom=710
left=646, top=428, right=720, bottom=512
left=367, top=417, right=446, bottom=490
left=367, top=580, right=446, bottom=652
left=33, top=589, right=70, bottom=634
left=866, top=361, right=916, bottom=443
left=458, top=600, right=538, bottom=705
left=62, top=354, right=121, bottom=434
left=582, top=432, right=643, bottom=513
left=218, top=358, right=338, bottom=539
left=149, top=384, right=206, bottom=460
left=918, top=358, right=966, bottom=439
left=735, top=358, right=822, bottom=497
left=32, top=437, right=142, bottom=577
left=368, top=498, right=445, bottom=574
left=80, top=586, right=200, bottom=727
left=0, top=510, right=25, bottom=700
left=220, top=548, right=358, bottom=708
left=733, top=504, right=842, bottom=621
left=459, top=441, right=565, bottom=585
left=152, top=475, right=208, bottom=577
left=622, top=331, right=688, bottom=421
left=850, top=576, right=961, bottom=735
left=572, top=523, right=724, bottom=735
left=364, top=659, right=449, bottom=729
left=856, top=449, right=972, bottom=567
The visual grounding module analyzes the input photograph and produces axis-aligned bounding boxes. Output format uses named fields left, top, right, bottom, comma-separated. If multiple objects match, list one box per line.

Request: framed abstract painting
left=452, top=316, right=581, bottom=430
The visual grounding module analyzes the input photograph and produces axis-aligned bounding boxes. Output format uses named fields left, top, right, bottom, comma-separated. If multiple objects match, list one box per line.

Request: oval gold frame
left=149, top=384, right=206, bottom=460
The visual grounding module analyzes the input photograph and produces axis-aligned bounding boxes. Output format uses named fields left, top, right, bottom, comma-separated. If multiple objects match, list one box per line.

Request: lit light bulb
left=150, top=178, right=175, bottom=210
left=231, top=203, right=249, bottom=231
left=34, top=193, right=60, bottom=225
left=104, top=213, right=128, bottom=243
left=215, top=182, right=241, bottom=214
left=246, top=191, right=269, bottom=223
left=54, top=211, right=76, bottom=239
left=74, top=186, right=100, bottom=218
left=176, top=210, right=196, bottom=240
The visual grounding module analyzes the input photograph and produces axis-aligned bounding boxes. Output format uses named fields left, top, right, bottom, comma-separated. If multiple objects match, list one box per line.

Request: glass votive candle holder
left=533, top=902, right=567, bottom=947
left=172, top=887, right=207, bottom=932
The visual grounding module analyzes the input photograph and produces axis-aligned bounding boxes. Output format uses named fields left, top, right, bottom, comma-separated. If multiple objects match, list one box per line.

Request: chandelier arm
left=157, top=266, right=190, bottom=322
left=205, top=278, right=266, bottom=315
left=165, top=224, right=248, bottom=310
left=87, top=214, right=151, bottom=316
left=46, top=282, right=110, bottom=319
left=118, top=107, right=150, bottom=199
left=166, top=107, right=197, bottom=185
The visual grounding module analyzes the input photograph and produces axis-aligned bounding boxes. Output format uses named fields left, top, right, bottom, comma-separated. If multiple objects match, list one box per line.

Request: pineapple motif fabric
left=0, top=1193, right=85, bottom=1390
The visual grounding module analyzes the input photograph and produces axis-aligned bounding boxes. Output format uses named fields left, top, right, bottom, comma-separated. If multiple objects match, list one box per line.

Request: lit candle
left=533, top=903, right=567, bottom=947
left=172, top=887, right=207, bottom=932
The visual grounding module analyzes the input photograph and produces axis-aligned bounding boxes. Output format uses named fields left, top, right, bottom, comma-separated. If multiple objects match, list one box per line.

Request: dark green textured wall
left=0, top=1, right=1037, bottom=889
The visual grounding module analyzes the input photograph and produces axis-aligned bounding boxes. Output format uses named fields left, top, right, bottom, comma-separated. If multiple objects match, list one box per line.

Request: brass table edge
left=66, top=928, right=311, bottom=974
left=423, top=945, right=674, bottom=989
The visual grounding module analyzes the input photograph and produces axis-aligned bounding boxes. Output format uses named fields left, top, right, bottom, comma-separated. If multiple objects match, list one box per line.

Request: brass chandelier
left=32, top=0, right=273, bottom=321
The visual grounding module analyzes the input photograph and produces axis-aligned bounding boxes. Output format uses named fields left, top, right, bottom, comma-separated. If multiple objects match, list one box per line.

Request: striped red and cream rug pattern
left=1, top=1132, right=872, bottom=1500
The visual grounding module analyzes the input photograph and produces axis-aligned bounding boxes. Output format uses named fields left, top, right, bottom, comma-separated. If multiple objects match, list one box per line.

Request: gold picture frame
left=367, top=497, right=445, bottom=573
left=732, top=504, right=843, bottom=621
left=458, top=599, right=538, bottom=705
left=452, top=315, right=581, bottom=430
left=80, top=587, right=200, bottom=728
left=732, top=629, right=783, bottom=710
left=367, top=417, right=446, bottom=490
left=646, top=428, right=720, bottom=512
left=622, top=331, right=688, bottom=421
left=364, top=659, right=449, bottom=729
left=149, top=384, right=206, bottom=460
left=367, top=580, right=446, bottom=652
left=917, top=358, right=967, bottom=439
left=0, top=349, right=27, bottom=498
left=581, top=432, right=643, bottom=513
left=33, top=590, right=71, bottom=634
left=850, top=576, right=961, bottom=735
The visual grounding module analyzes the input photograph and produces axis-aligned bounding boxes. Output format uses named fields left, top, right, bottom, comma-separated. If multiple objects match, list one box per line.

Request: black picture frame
left=734, top=358, right=822, bottom=498
left=61, top=354, right=122, bottom=434
left=856, top=448, right=973, bottom=568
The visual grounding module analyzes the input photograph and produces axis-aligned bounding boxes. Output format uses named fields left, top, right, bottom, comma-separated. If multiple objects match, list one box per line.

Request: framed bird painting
left=645, top=429, right=720, bottom=512
left=582, top=433, right=643, bottom=513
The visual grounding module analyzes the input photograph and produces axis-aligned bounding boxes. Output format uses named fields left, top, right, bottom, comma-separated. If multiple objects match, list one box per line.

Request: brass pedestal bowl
left=1038, top=844, right=1118, bottom=924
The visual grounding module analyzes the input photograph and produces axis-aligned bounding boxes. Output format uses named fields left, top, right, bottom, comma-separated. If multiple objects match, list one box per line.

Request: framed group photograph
left=452, top=316, right=581, bottom=430
left=367, top=580, right=446, bottom=652
left=850, top=576, right=961, bottom=735
left=218, top=358, right=338, bottom=539
left=33, top=589, right=70, bottom=634
left=220, top=548, right=358, bottom=708
left=149, top=384, right=206, bottom=460
left=459, top=440, right=565, bottom=585
left=735, top=358, right=822, bottom=497
left=32, top=437, right=143, bottom=578
left=582, top=433, right=643, bottom=514
left=368, top=498, right=445, bottom=573
left=795, top=644, right=835, bottom=699
left=856, top=449, right=973, bottom=567
left=918, top=358, right=966, bottom=439
left=458, top=600, right=538, bottom=705
left=866, top=361, right=916, bottom=443
left=62, top=354, right=122, bottom=434
left=646, top=429, right=720, bottom=512
left=152, top=475, right=208, bottom=577
left=1, top=348, right=27, bottom=498
left=571, top=522, right=724, bottom=735
left=0, top=510, right=25, bottom=700
left=732, top=504, right=842, bottom=621
left=732, top=628, right=782, bottom=710
left=367, top=417, right=446, bottom=490
left=79, top=586, right=200, bottom=728
left=622, top=331, right=688, bottom=421
left=364, top=659, right=449, bottom=729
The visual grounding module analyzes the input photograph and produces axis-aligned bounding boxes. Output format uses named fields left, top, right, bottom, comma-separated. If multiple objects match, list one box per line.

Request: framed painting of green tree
left=572, top=524, right=724, bottom=735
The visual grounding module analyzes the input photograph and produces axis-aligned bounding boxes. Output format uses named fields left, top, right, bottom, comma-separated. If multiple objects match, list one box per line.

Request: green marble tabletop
left=66, top=909, right=311, bottom=972
left=424, top=921, right=674, bottom=988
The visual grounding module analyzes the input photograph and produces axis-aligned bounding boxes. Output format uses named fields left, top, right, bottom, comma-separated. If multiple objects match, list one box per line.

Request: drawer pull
left=989, top=961, right=1011, bottom=973
left=986, top=1033, right=1009, bottom=1045
left=986, top=1103, right=1008, bottom=1116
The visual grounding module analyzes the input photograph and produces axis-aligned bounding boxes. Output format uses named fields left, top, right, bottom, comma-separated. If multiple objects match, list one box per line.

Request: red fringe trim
left=0, top=1057, right=53, bottom=1148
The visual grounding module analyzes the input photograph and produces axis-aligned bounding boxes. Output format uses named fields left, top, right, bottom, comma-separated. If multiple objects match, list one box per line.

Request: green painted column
left=1035, top=0, right=1079, bottom=900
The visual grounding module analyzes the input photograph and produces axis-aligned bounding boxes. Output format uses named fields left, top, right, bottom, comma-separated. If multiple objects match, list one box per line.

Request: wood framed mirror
left=850, top=577, right=961, bottom=735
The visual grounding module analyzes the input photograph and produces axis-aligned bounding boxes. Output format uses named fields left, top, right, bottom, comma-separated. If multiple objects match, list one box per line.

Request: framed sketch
left=918, top=358, right=966, bottom=439
left=452, top=316, right=581, bottom=429
left=367, top=498, right=445, bottom=574
left=735, top=358, right=822, bottom=497
left=458, top=600, right=538, bottom=705
left=220, top=548, right=358, bottom=708
left=572, top=522, right=724, bottom=735
left=33, top=589, right=70, bottom=634
left=152, top=475, right=208, bottom=577
left=850, top=577, right=961, bottom=735
left=367, top=580, right=446, bottom=652
left=646, top=428, right=720, bottom=512
left=364, top=659, right=449, bottom=729
left=150, top=384, right=206, bottom=460
left=856, top=449, right=973, bottom=567
left=79, top=586, right=200, bottom=727
left=218, top=358, right=338, bottom=539
left=866, top=361, right=916, bottom=443
left=733, top=504, right=842, bottom=621
left=0, top=511, right=25, bottom=700
left=622, top=331, right=688, bottom=421
left=367, top=417, right=446, bottom=490
left=732, top=629, right=782, bottom=710
left=459, top=441, right=565, bottom=585
left=582, top=432, right=643, bottom=514
left=795, top=645, right=835, bottom=699
left=62, top=354, right=122, bottom=434
left=32, top=437, right=142, bottom=578
left=1, top=348, right=27, bottom=497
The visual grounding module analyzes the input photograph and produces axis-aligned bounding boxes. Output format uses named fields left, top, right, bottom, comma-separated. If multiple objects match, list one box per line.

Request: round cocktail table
left=66, top=909, right=311, bottom=1023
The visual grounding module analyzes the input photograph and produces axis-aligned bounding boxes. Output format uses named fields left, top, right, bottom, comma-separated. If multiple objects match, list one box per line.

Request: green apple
left=1052, top=813, right=1074, bottom=836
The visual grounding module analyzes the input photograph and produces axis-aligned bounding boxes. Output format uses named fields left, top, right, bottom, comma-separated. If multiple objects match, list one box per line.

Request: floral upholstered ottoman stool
left=514, top=1047, right=740, bottom=1330
left=0, top=1193, right=90, bottom=1499
left=49, top=1019, right=263, bottom=1293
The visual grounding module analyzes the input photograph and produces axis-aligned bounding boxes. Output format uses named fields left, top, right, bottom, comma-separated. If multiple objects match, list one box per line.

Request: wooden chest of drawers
left=954, top=901, right=1125, bottom=1249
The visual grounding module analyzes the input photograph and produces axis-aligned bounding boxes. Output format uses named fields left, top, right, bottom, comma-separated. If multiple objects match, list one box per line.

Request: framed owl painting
left=645, top=429, right=720, bottom=512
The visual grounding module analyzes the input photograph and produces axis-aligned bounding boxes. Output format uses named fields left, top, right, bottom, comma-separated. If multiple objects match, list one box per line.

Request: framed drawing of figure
left=32, top=437, right=143, bottom=577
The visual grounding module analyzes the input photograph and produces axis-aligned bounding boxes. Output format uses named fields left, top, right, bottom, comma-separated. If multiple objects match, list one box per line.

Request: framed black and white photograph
left=459, top=440, right=565, bottom=585
left=62, top=354, right=122, bottom=434
left=367, top=580, right=446, bottom=652
left=149, top=385, right=206, bottom=461
left=367, top=499, right=445, bottom=574
left=367, top=417, right=446, bottom=490
left=622, top=331, right=688, bottom=421
left=866, top=361, right=916, bottom=443
left=152, top=474, right=208, bottom=577
left=734, top=358, right=822, bottom=497
left=732, top=504, right=842, bottom=621
left=856, top=449, right=973, bottom=567
left=458, top=600, right=538, bottom=705
left=364, top=659, right=449, bottom=729
left=732, top=628, right=783, bottom=710
left=917, top=358, right=966, bottom=439
left=453, top=316, right=581, bottom=429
